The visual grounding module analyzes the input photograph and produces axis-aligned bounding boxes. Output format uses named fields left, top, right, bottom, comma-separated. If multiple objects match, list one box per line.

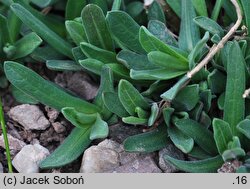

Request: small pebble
left=12, top=144, right=50, bottom=173
left=8, top=105, right=50, bottom=130
left=0, top=134, right=26, bottom=152
left=52, top=122, right=66, bottom=133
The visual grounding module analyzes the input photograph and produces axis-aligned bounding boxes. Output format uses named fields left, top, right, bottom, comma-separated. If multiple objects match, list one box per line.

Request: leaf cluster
left=1, top=0, right=250, bottom=172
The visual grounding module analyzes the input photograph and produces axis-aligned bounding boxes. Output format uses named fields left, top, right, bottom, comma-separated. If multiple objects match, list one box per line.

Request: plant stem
left=0, top=98, right=13, bottom=173
left=187, top=0, right=242, bottom=79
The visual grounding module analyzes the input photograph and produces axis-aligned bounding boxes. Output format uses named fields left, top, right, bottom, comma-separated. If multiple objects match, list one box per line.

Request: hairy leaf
left=4, top=62, right=99, bottom=113
left=11, top=3, right=73, bottom=58
left=123, top=125, right=168, bottom=153
left=164, top=155, right=223, bottom=173
left=175, top=119, right=217, bottom=155
left=118, top=79, right=149, bottom=115
left=212, top=118, right=233, bottom=155
left=40, top=127, right=91, bottom=168
left=82, top=4, right=113, bottom=51
left=223, top=42, right=245, bottom=135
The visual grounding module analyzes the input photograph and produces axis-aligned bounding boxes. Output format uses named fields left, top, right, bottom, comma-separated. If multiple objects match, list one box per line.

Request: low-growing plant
left=1, top=0, right=250, bottom=173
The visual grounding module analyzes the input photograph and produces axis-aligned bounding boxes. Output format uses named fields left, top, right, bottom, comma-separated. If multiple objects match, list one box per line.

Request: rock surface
left=0, top=134, right=26, bottom=152
left=80, top=139, right=162, bottom=173
left=80, top=145, right=120, bottom=173
left=8, top=105, right=50, bottom=130
left=45, top=106, right=59, bottom=123
left=217, top=160, right=242, bottom=173
left=55, top=72, right=98, bottom=100
left=111, top=155, right=162, bottom=173
left=52, top=122, right=66, bottom=133
left=158, top=144, right=185, bottom=173
left=12, top=144, right=50, bottom=173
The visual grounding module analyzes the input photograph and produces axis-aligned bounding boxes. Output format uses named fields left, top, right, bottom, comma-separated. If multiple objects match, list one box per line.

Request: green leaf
left=223, top=42, right=246, bottom=136
left=241, top=0, right=250, bottom=30
left=179, top=0, right=200, bottom=52
left=175, top=118, right=217, bottom=155
left=200, top=89, right=212, bottom=112
left=30, top=0, right=57, bottom=8
left=66, top=0, right=87, bottom=20
left=4, top=61, right=99, bottom=114
left=11, top=85, right=38, bottom=104
left=62, top=107, right=97, bottom=128
left=207, top=69, right=226, bottom=94
left=112, top=0, right=122, bottom=11
left=31, top=45, right=65, bottom=62
left=94, top=66, right=114, bottom=119
left=222, top=0, right=237, bottom=21
left=161, top=75, right=190, bottom=101
left=103, top=92, right=130, bottom=118
left=0, top=14, right=12, bottom=45
left=46, top=60, right=82, bottom=71
left=117, top=50, right=159, bottom=70
left=14, top=0, right=66, bottom=37
left=217, top=92, right=225, bottom=110
left=163, top=107, right=175, bottom=127
left=212, top=118, right=233, bottom=155
left=211, top=0, right=225, bottom=21
left=236, top=166, right=250, bottom=173
left=148, top=103, right=159, bottom=126
left=123, top=124, right=168, bottom=153
left=188, top=32, right=209, bottom=69
left=65, top=20, right=87, bottom=45
left=106, top=11, right=145, bottom=54
left=79, top=59, right=131, bottom=81
left=118, top=79, right=149, bottom=115
left=189, top=101, right=203, bottom=121
left=164, top=155, right=223, bottom=173
left=168, top=127, right=194, bottom=153
left=199, top=111, right=211, bottom=129
left=191, top=0, right=208, bottom=17
left=11, top=32, right=42, bottom=59
left=148, top=1, right=166, bottom=23
left=79, top=58, right=104, bottom=75
left=130, top=68, right=186, bottom=80
left=82, top=4, right=113, bottom=51
left=237, top=119, right=250, bottom=139
left=142, top=80, right=166, bottom=96
left=148, top=51, right=188, bottom=70
left=222, top=148, right=246, bottom=161
left=135, top=107, right=149, bottom=119
left=188, top=146, right=212, bottom=159
left=211, top=34, right=221, bottom=44
left=80, top=42, right=117, bottom=63
left=194, top=16, right=224, bottom=37
left=122, top=116, right=148, bottom=125
left=172, top=84, right=200, bottom=111
left=165, top=0, right=181, bottom=17
left=10, top=3, right=73, bottom=58
left=139, top=26, right=188, bottom=62
left=148, top=20, right=178, bottom=47
left=126, top=1, right=145, bottom=24
left=40, top=127, right=92, bottom=168
left=7, top=11, right=21, bottom=43
left=72, top=46, right=86, bottom=62
left=90, top=114, right=109, bottom=140
left=89, top=0, right=108, bottom=15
